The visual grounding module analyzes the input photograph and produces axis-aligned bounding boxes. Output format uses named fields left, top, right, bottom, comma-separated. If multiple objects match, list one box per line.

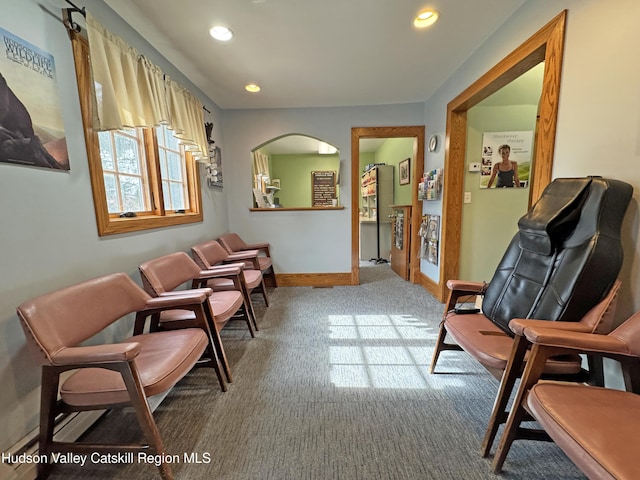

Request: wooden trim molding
left=417, top=271, right=440, bottom=300
left=439, top=10, right=567, bottom=302
left=249, top=206, right=345, bottom=212
left=351, top=126, right=426, bottom=287
left=276, top=273, right=353, bottom=287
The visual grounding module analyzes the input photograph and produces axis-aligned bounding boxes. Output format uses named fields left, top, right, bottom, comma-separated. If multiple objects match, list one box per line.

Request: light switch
left=464, top=192, right=471, bottom=203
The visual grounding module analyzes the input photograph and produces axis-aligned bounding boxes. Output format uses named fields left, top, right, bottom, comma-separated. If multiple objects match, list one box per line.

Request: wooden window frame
left=69, top=31, right=202, bottom=236
left=99, top=128, right=153, bottom=215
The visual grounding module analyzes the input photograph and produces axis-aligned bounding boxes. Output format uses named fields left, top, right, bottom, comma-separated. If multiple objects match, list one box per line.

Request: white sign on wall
left=480, top=131, right=533, bottom=189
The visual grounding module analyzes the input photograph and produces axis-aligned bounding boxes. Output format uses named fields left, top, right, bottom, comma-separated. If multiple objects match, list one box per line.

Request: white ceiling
left=104, top=0, right=528, bottom=110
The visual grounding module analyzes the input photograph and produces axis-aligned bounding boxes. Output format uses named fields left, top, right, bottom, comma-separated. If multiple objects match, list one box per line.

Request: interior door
left=390, top=205, right=411, bottom=280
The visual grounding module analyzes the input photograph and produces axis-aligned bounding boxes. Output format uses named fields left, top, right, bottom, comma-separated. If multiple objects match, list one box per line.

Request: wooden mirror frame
left=438, top=10, right=567, bottom=301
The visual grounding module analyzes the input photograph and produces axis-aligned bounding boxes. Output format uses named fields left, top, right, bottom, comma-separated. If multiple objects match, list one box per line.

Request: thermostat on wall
left=469, top=162, right=481, bottom=172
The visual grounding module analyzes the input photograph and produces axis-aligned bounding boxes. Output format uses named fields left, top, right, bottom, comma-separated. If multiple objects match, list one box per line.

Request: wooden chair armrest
left=243, top=244, right=271, bottom=256
left=50, top=343, right=140, bottom=366
left=446, top=279, right=487, bottom=294
left=509, top=318, right=593, bottom=337
left=197, top=266, right=242, bottom=279
left=227, top=250, right=260, bottom=260
left=524, top=327, right=631, bottom=356
left=144, top=291, right=211, bottom=310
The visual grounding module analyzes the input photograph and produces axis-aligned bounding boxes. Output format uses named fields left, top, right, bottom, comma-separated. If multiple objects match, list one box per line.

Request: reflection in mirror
left=460, top=62, right=544, bottom=281
left=251, top=134, right=340, bottom=208
left=476, top=62, right=544, bottom=190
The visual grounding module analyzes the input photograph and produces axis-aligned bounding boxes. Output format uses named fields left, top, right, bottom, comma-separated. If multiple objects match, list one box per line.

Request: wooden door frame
left=437, top=10, right=567, bottom=301
left=351, top=126, right=425, bottom=285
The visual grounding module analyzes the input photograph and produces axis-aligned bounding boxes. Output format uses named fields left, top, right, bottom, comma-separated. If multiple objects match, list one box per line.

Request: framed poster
left=0, top=27, right=68, bottom=169
left=479, top=131, right=533, bottom=189
left=399, top=158, right=411, bottom=185
left=206, top=144, right=223, bottom=188
left=427, top=214, right=440, bottom=265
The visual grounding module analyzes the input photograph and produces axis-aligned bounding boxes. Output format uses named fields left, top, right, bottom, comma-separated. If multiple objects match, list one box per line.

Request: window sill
left=249, top=206, right=345, bottom=212
left=98, top=212, right=203, bottom=236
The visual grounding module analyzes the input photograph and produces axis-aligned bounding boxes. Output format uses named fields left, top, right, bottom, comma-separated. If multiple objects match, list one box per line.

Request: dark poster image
left=0, top=27, right=69, bottom=170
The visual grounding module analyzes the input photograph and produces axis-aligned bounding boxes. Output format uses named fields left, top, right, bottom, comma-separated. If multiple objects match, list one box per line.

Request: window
left=69, top=32, right=202, bottom=235
left=156, top=125, right=189, bottom=212
left=99, top=129, right=150, bottom=214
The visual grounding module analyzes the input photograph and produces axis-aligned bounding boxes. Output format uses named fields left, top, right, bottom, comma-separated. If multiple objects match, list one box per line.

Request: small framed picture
left=399, top=158, right=410, bottom=185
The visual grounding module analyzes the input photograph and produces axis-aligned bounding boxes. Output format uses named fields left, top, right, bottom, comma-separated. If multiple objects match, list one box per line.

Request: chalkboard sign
left=311, top=171, right=337, bottom=206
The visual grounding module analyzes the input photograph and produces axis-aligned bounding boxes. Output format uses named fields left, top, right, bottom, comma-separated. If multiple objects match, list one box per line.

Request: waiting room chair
left=480, top=279, right=620, bottom=458
left=191, top=239, right=268, bottom=328
left=431, top=178, right=631, bottom=376
left=139, top=251, right=255, bottom=388
left=429, top=177, right=631, bottom=462
left=218, top=232, right=277, bottom=287
left=492, top=309, right=640, bottom=477
left=17, top=272, right=216, bottom=480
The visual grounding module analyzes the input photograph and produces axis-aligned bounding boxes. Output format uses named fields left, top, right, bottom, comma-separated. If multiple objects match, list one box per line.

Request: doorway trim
left=438, top=10, right=567, bottom=301
left=351, top=126, right=425, bottom=285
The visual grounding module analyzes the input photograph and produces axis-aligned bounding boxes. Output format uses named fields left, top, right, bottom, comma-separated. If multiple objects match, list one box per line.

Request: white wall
left=423, top=0, right=640, bottom=323
left=0, top=0, right=229, bottom=452
left=222, top=105, right=424, bottom=273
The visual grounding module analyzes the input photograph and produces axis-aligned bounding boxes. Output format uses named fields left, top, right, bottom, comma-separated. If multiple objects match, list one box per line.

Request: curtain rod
left=64, top=0, right=86, bottom=33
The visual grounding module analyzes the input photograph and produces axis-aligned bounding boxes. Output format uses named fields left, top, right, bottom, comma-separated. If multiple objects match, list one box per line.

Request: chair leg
left=430, top=290, right=470, bottom=374
left=586, top=353, right=605, bottom=386
left=118, top=362, right=173, bottom=480
left=621, top=357, right=640, bottom=393
left=192, top=305, right=227, bottom=391
left=492, top=344, right=557, bottom=473
left=213, top=326, right=233, bottom=383
left=429, top=320, right=464, bottom=373
left=429, top=321, right=448, bottom=374
left=259, top=278, right=269, bottom=306
left=242, top=299, right=257, bottom=335
left=265, top=268, right=277, bottom=288
left=204, top=304, right=233, bottom=384
left=481, top=334, right=529, bottom=457
left=37, top=367, right=61, bottom=480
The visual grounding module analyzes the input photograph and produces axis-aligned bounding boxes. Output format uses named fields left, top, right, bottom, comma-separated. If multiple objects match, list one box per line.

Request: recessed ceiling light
left=413, top=10, right=439, bottom=28
left=245, top=84, right=261, bottom=93
left=209, top=25, right=234, bottom=41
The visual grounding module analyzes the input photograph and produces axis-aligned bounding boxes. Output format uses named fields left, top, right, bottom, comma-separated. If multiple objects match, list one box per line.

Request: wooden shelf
left=250, top=206, right=345, bottom=212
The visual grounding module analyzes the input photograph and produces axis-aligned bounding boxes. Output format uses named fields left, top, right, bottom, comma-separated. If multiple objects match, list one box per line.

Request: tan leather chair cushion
left=445, top=313, right=514, bottom=369
left=207, top=270, right=262, bottom=291
left=445, top=313, right=581, bottom=374
left=60, top=329, right=208, bottom=407
left=528, top=381, right=640, bottom=480
left=160, top=290, right=244, bottom=326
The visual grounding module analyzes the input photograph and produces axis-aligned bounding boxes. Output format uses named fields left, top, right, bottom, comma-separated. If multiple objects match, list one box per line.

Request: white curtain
left=86, top=13, right=206, bottom=158
left=165, top=77, right=207, bottom=160
left=252, top=150, right=270, bottom=185
left=86, top=12, right=168, bottom=129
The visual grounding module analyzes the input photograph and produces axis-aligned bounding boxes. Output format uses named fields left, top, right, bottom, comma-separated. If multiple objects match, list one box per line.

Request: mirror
left=460, top=63, right=544, bottom=281
left=251, top=134, right=340, bottom=209
left=438, top=11, right=566, bottom=302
